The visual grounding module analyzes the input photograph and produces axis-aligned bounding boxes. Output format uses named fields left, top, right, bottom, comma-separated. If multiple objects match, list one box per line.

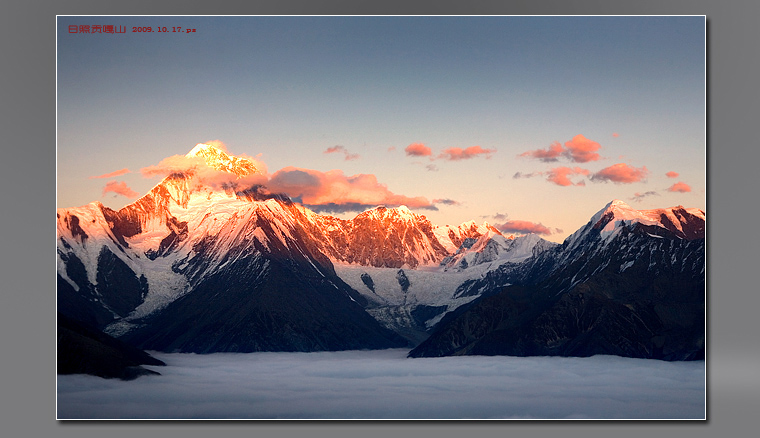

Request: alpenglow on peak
left=186, top=143, right=262, bottom=177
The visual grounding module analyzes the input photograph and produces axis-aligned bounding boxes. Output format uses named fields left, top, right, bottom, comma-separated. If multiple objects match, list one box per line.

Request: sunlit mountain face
left=57, top=143, right=705, bottom=368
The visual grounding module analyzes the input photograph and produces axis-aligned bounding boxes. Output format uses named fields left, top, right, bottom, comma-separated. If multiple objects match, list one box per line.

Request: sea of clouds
left=57, top=348, right=705, bottom=420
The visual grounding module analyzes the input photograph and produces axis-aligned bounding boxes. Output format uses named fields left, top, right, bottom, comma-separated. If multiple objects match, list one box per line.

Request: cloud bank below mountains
left=57, top=349, right=705, bottom=420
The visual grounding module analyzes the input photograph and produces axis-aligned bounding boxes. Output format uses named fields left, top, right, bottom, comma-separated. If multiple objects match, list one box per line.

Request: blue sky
left=57, top=16, right=705, bottom=242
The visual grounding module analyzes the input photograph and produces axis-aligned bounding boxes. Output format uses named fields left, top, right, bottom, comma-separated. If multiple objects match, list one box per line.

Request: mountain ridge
left=57, top=143, right=705, bottom=363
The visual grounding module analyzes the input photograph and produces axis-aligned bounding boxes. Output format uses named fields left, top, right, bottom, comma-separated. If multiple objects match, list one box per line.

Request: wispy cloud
left=432, top=198, right=461, bottom=206
left=102, top=181, right=139, bottom=198
left=513, top=171, right=542, bottom=179
left=324, top=145, right=360, bottom=161
left=630, top=191, right=660, bottom=203
left=591, top=163, right=648, bottom=184
left=438, top=145, right=496, bottom=161
left=90, top=168, right=130, bottom=179
left=667, top=182, right=692, bottom=193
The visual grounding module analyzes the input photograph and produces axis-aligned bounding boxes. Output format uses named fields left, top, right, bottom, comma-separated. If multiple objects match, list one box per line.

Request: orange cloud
left=496, top=220, right=553, bottom=236
left=563, top=134, right=602, bottom=163
left=266, top=167, right=436, bottom=212
left=438, top=145, right=496, bottom=161
left=324, top=145, right=360, bottom=161
left=405, top=143, right=433, bottom=157
left=666, top=171, right=679, bottom=178
left=612, top=132, right=620, bottom=138
left=90, top=168, right=130, bottom=179
left=518, top=142, right=563, bottom=162
left=667, top=182, right=692, bottom=193
left=546, top=166, right=590, bottom=186
left=102, top=181, right=139, bottom=198
left=591, top=163, right=648, bottom=184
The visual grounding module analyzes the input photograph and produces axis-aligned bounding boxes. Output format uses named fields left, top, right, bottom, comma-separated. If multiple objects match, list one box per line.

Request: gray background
left=2, top=0, right=757, bottom=436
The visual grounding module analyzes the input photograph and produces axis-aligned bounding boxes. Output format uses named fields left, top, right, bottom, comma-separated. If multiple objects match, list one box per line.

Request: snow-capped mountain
left=57, top=143, right=546, bottom=351
left=408, top=200, right=706, bottom=360
left=57, top=144, right=704, bottom=360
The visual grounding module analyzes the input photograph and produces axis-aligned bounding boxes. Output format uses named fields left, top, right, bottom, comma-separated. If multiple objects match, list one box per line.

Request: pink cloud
left=591, top=163, right=649, bottom=184
left=546, top=166, right=590, bottom=187
left=563, top=134, right=602, bottom=163
left=266, top=167, right=436, bottom=212
left=519, top=135, right=602, bottom=163
left=405, top=143, right=433, bottom=157
left=102, top=181, right=139, bottom=198
left=438, top=145, right=496, bottom=161
left=612, top=132, right=620, bottom=138
left=324, top=145, right=360, bottom=161
left=90, top=168, right=130, bottom=179
left=666, top=171, right=679, bottom=178
left=519, top=142, right=563, bottom=162
left=387, top=146, right=396, bottom=152
left=495, top=220, right=553, bottom=236
left=667, top=182, right=692, bottom=193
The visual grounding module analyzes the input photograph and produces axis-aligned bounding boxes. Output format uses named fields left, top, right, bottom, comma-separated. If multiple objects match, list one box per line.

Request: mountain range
left=56, top=143, right=705, bottom=377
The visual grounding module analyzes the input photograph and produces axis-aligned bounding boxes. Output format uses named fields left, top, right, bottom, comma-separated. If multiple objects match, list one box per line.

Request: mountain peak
left=359, top=205, right=420, bottom=222
left=589, top=199, right=705, bottom=241
left=186, top=143, right=261, bottom=177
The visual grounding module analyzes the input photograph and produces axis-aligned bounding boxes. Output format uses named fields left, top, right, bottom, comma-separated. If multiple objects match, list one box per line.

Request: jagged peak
left=186, top=142, right=261, bottom=177
left=566, top=199, right=707, bottom=246
left=357, top=205, right=422, bottom=222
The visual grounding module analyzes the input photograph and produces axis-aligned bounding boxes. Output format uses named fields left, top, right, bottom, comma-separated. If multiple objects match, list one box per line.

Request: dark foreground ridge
left=57, top=313, right=165, bottom=380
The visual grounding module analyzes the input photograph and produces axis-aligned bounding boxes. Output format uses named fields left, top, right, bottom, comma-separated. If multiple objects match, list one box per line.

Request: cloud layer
left=57, top=349, right=705, bottom=419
